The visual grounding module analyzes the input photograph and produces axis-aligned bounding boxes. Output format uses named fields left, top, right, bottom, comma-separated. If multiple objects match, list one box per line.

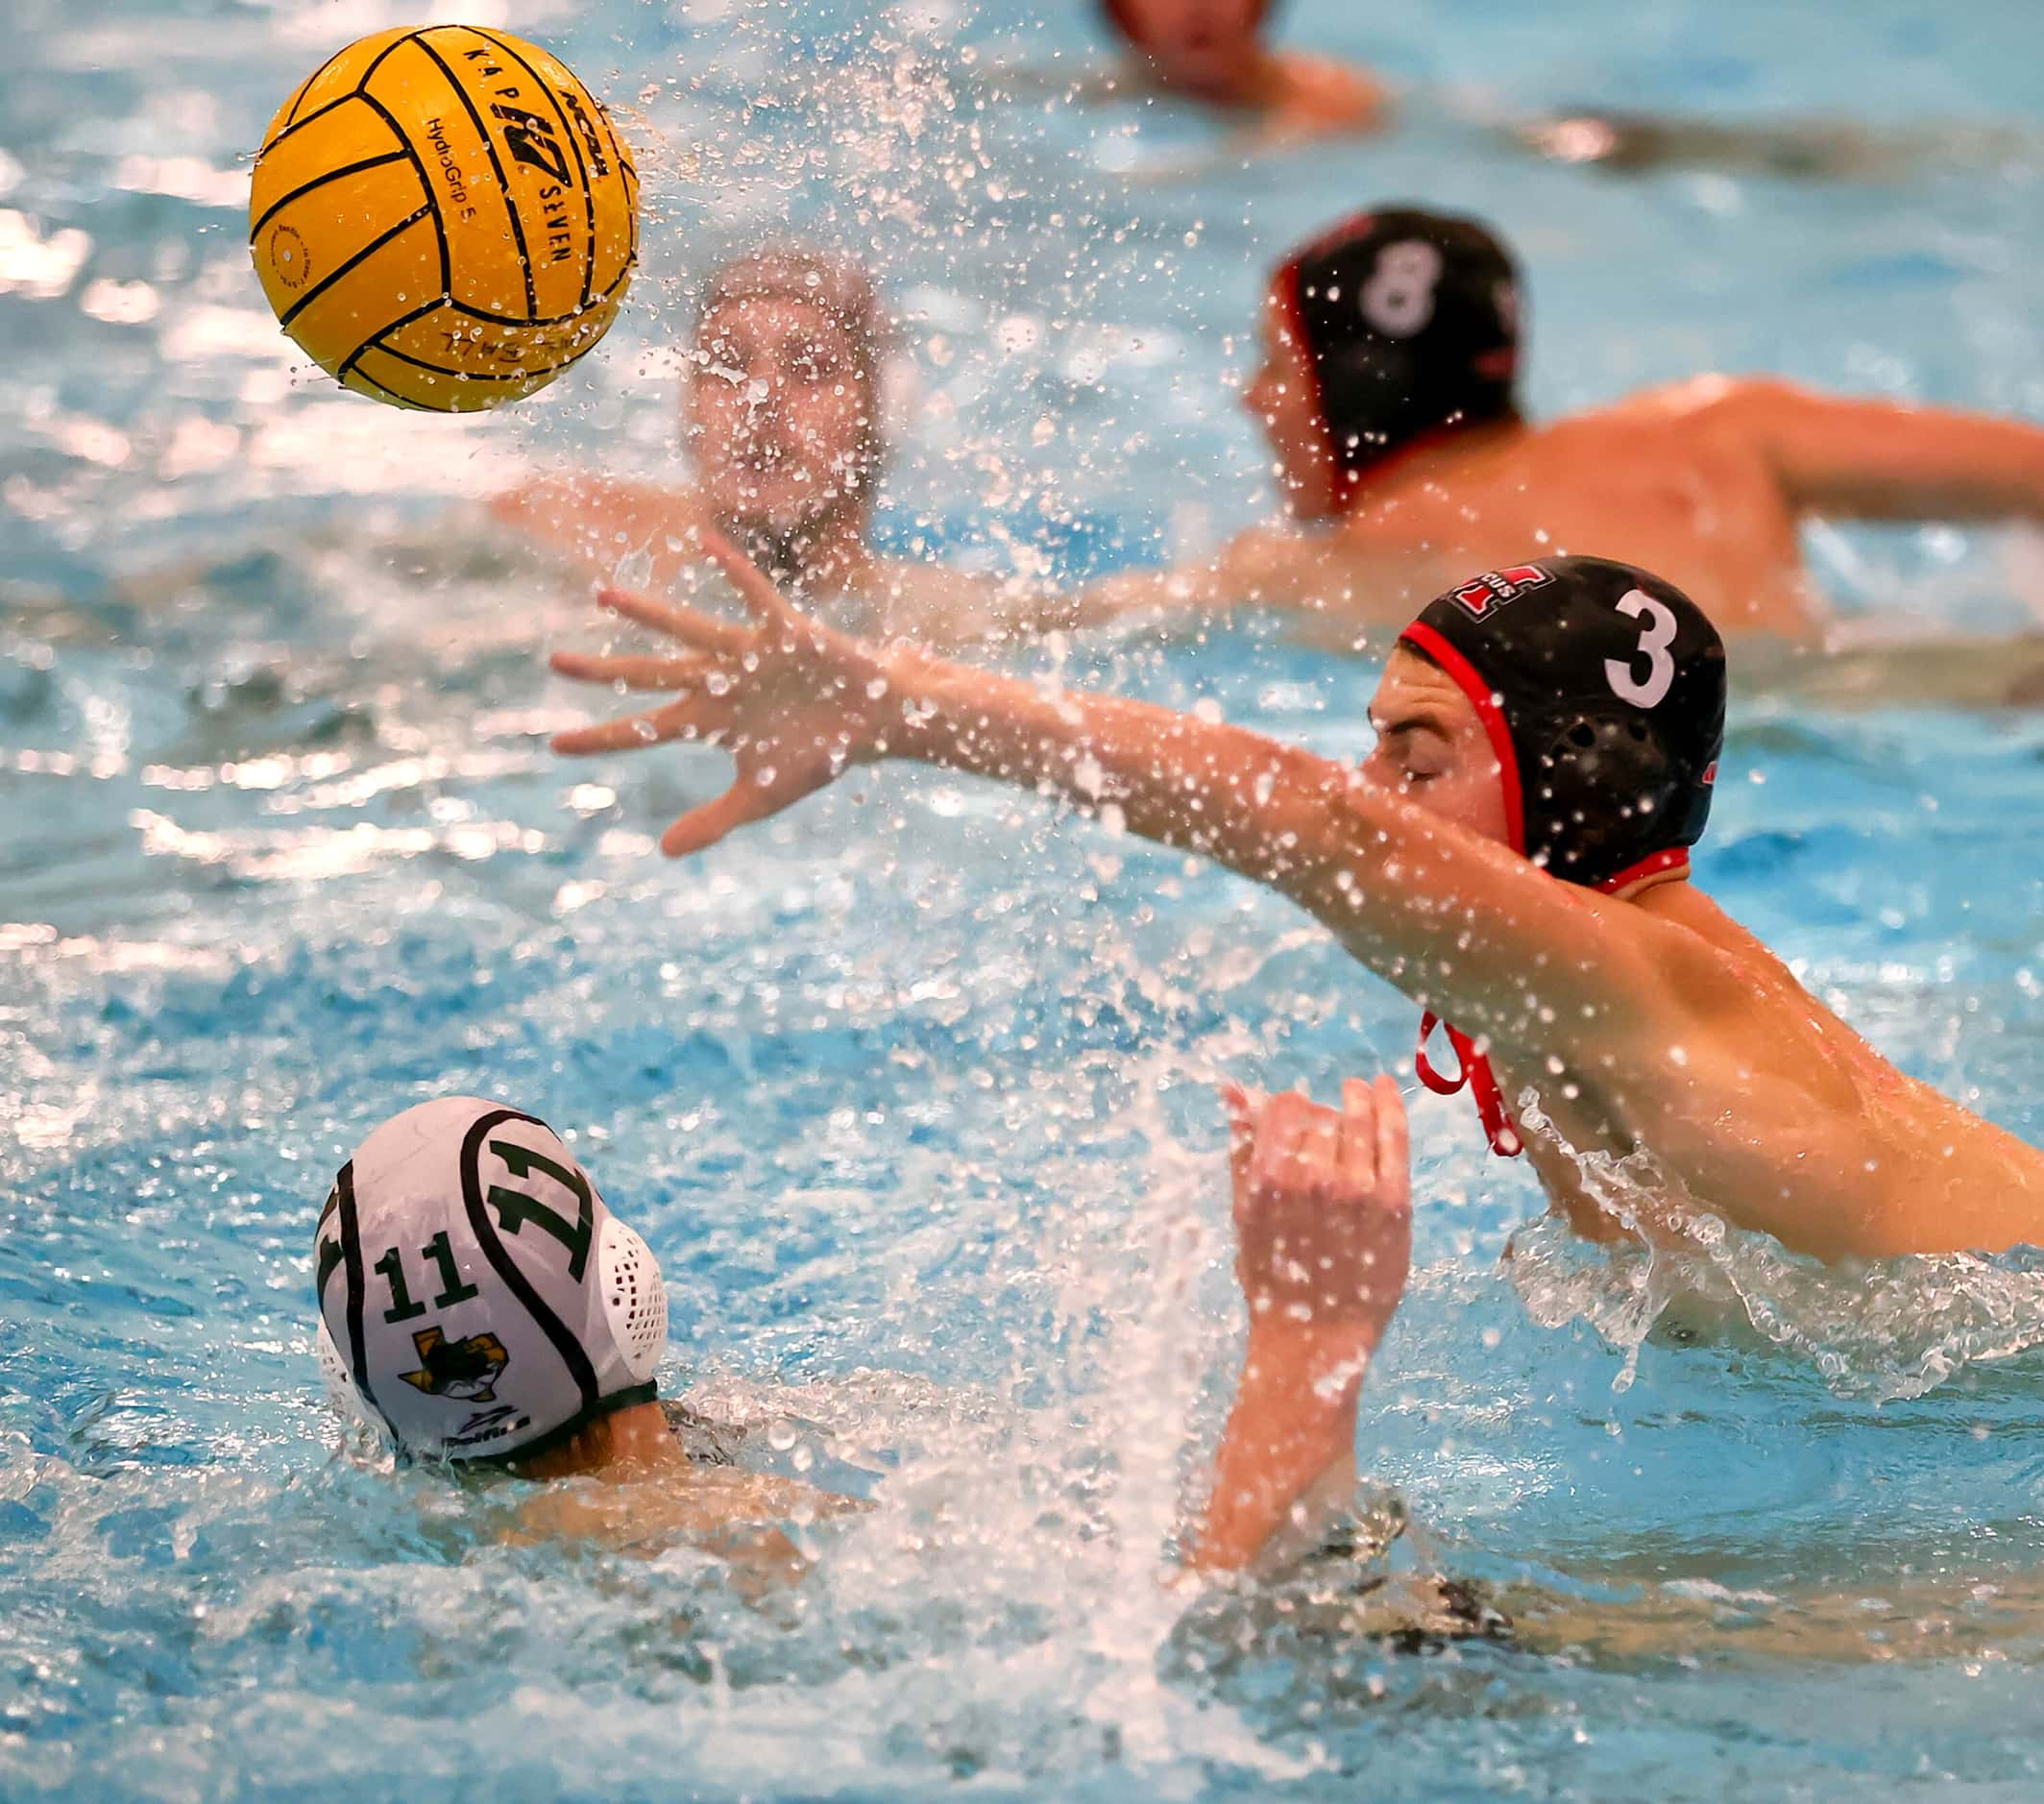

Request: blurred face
left=1360, top=648, right=1514, bottom=846
left=687, top=297, right=874, bottom=534
left=1113, top=0, right=1267, bottom=99
left=1243, top=294, right=1339, bottom=520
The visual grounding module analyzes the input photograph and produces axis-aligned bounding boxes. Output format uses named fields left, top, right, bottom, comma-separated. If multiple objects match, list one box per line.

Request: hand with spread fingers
left=549, top=529, right=898, bottom=857
left=1223, top=1076, right=1413, bottom=1350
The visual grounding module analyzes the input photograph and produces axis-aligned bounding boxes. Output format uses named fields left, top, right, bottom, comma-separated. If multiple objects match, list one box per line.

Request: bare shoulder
left=1594, top=375, right=1837, bottom=438
left=1575, top=376, right=1754, bottom=428
left=1277, top=53, right=1389, bottom=130
left=1561, top=882, right=1771, bottom=1032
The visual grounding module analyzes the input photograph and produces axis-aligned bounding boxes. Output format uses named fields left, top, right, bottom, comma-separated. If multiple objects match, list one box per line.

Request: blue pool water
left=8, top=0, right=2044, bottom=1796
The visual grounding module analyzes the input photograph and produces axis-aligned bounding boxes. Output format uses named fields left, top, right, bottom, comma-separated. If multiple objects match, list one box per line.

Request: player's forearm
left=881, top=650, right=1364, bottom=904
left=1190, top=1324, right=1373, bottom=1573
left=873, top=650, right=1563, bottom=1027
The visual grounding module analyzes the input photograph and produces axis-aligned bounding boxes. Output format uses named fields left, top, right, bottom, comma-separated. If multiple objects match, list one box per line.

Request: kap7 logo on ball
left=1450, top=564, right=1552, bottom=620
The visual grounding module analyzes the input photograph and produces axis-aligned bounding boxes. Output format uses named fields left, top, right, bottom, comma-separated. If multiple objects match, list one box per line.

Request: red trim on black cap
left=1596, top=846, right=1690, bottom=894
left=1396, top=620, right=1525, bottom=855
left=1276, top=211, right=1381, bottom=512
left=1391, top=627, right=1693, bottom=1156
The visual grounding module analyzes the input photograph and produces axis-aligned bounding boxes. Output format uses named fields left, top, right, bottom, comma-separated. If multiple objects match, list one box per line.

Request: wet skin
left=550, top=532, right=2044, bottom=1263
left=1085, top=295, right=2044, bottom=645
left=492, top=294, right=1014, bottom=648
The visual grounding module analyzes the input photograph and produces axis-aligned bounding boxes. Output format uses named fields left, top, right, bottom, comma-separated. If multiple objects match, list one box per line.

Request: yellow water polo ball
left=249, top=25, right=640, bottom=412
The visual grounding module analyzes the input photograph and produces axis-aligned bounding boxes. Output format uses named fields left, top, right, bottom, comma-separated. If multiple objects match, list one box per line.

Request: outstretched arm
left=548, top=534, right=1673, bottom=1058
left=492, top=475, right=706, bottom=588
left=1736, top=379, right=2044, bottom=524
left=1189, top=1078, right=1412, bottom=1574
left=1065, top=525, right=1387, bottom=636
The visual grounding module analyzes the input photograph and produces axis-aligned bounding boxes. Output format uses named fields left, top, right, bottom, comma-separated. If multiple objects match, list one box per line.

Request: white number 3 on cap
left=1606, top=590, right=1678, bottom=708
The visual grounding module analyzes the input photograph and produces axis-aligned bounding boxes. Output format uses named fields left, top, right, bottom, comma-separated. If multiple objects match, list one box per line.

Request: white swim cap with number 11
left=313, top=1098, right=669, bottom=1462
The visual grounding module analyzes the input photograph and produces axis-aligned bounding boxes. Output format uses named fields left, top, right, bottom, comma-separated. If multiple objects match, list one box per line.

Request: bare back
left=1330, top=383, right=1819, bottom=638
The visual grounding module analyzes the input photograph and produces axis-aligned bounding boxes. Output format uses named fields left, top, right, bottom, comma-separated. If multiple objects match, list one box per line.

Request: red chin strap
left=1416, top=1012, right=1522, bottom=1157
left=1412, top=847, right=1691, bottom=1158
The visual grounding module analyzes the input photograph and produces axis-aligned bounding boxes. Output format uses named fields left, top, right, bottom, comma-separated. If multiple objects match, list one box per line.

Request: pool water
left=7, top=0, right=2044, bottom=1796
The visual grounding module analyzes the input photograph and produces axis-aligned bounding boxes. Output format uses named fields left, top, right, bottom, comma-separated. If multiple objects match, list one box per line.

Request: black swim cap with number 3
left=1400, top=556, right=1726, bottom=890
left=1278, top=207, right=1521, bottom=497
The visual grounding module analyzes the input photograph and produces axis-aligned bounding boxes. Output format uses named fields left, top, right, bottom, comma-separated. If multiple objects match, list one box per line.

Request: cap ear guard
left=597, top=1216, right=669, bottom=1384
left=1527, top=710, right=1683, bottom=879
left=316, top=1315, right=364, bottom=1421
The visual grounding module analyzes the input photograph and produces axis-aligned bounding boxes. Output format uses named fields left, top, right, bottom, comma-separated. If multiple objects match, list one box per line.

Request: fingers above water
left=660, top=764, right=826, bottom=859
left=551, top=695, right=728, bottom=756
left=1339, top=1077, right=1378, bottom=1186
left=1373, top=1075, right=1409, bottom=1195
left=595, top=585, right=753, bottom=657
left=697, top=526, right=810, bottom=635
left=549, top=649, right=716, bottom=691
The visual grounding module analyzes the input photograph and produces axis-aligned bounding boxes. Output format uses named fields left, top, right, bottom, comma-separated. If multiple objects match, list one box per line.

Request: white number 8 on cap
left=1360, top=240, right=1444, bottom=338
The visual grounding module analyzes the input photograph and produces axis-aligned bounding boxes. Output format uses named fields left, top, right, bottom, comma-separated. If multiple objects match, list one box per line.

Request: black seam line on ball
left=364, top=340, right=577, bottom=382
left=353, top=87, right=450, bottom=299
left=281, top=39, right=363, bottom=130
left=596, top=103, right=638, bottom=275
left=340, top=363, right=431, bottom=409
left=336, top=296, right=445, bottom=377
left=249, top=151, right=414, bottom=243
left=467, top=26, right=596, bottom=312
left=412, top=31, right=539, bottom=320
left=351, top=25, right=425, bottom=97
left=446, top=296, right=601, bottom=329
left=260, top=90, right=360, bottom=157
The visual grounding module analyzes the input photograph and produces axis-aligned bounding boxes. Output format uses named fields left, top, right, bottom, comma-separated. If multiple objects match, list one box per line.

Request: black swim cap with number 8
left=1399, top=556, right=1726, bottom=890
left=1278, top=207, right=1521, bottom=496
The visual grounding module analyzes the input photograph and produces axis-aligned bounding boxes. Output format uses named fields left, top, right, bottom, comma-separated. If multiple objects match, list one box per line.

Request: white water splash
left=1505, top=1091, right=2044, bottom=1402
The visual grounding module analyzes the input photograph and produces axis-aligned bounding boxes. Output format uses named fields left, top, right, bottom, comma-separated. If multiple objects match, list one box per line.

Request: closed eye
left=1375, top=720, right=1452, bottom=785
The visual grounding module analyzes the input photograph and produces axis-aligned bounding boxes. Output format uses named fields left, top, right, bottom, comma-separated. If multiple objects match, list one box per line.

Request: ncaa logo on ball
left=268, top=225, right=311, bottom=290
